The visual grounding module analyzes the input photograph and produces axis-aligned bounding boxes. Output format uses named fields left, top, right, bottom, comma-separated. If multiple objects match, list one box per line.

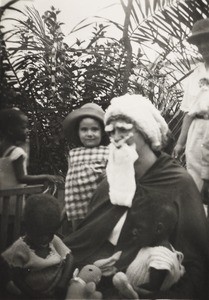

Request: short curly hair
left=24, top=193, right=62, bottom=236
left=130, top=190, right=178, bottom=236
left=0, top=108, right=26, bottom=138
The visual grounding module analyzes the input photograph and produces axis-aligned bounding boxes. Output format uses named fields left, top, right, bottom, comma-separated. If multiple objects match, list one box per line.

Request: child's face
left=78, top=117, right=102, bottom=148
left=11, top=115, right=28, bottom=142
left=132, top=216, right=158, bottom=248
left=27, top=232, right=54, bottom=249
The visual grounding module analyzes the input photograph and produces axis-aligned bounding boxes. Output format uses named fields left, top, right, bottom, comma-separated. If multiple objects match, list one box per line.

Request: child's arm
left=13, top=156, right=64, bottom=185
left=55, top=253, right=75, bottom=298
left=172, top=113, right=193, bottom=159
left=135, top=268, right=167, bottom=296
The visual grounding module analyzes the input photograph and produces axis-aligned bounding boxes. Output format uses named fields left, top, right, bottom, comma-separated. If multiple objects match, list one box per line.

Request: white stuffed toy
left=66, top=265, right=102, bottom=299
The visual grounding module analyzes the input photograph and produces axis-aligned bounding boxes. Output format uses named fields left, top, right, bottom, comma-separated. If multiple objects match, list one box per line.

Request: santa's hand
left=94, top=251, right=122, bottom=276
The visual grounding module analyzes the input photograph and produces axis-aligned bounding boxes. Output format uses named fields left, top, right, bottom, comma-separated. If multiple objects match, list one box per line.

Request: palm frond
left=0, top=0, right=20, bottom=20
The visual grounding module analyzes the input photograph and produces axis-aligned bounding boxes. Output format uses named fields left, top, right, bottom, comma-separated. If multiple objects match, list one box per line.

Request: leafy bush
left=1, top=0, right=209, bottom=173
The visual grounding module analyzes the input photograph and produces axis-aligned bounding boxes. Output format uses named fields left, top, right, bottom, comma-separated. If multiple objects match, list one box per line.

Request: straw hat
left=63, top=103, right=105, bottom=144
left=187, top=18, right=209, bottom=44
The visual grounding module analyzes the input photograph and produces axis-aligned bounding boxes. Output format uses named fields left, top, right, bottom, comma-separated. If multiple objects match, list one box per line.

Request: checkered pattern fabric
left=65, top=146, right=109, bottom=220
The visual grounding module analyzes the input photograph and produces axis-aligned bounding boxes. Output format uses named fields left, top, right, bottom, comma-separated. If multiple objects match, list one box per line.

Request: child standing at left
left=0, top=108, right=63, bottom=186
left=63, top=103, right=109, bottom=231
left=0, top=108, right=64, bottom=247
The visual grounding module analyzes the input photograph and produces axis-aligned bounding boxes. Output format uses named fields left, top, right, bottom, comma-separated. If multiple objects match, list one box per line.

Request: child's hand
left=44, top=176, right=65, bottom=194
left=46, top=175, right=64, bottom=185
left=113, top=272, right=139, bottom=299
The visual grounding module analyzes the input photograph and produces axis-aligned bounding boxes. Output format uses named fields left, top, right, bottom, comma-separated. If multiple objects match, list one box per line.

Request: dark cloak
left=64, top=152, right=209, bottom=299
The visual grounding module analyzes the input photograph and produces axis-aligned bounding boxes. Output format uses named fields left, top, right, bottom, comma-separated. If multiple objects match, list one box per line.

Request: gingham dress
left=65, top=146, right=109, bottom=220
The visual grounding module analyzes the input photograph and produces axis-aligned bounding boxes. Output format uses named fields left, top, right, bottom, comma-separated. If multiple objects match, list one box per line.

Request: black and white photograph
left=0, top=0, right=209, bottom=299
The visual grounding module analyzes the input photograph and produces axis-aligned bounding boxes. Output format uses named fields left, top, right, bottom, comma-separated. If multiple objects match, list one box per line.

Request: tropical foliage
left=1, top=0, right=209, bottom=174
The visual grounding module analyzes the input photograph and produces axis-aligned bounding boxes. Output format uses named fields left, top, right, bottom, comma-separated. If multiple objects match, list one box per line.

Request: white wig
left=105, top=94, right=169, bottom=151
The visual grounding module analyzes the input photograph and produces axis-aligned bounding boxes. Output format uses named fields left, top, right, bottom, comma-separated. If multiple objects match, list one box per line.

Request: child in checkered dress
left=63, top=103, right=109, bottom=230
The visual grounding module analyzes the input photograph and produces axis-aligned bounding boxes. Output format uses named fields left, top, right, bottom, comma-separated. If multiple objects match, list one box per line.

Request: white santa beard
left=106, top=142, right=138, bottom=207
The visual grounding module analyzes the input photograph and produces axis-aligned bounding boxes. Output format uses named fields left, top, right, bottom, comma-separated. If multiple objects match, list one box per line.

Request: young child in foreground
left=112, top=195, right=185, bottom=299
left=0, top=193, right=74, bottom=299
left=63, top=103, right=109, bottom=230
